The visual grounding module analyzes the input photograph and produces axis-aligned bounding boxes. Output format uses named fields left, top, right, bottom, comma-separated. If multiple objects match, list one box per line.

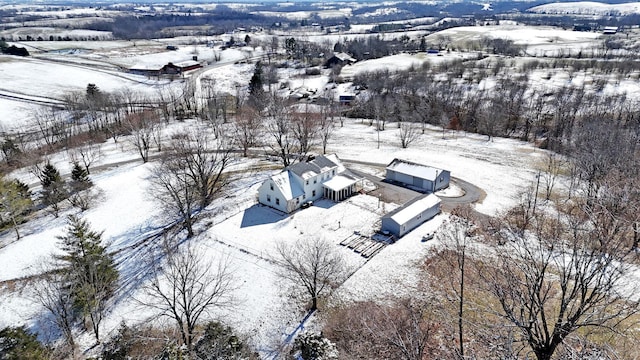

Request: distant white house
left=381, top=193, right=441, bottom=238
left=258, top=154, right=360, bottom=213
left=385, top=159, right=450, bottom=193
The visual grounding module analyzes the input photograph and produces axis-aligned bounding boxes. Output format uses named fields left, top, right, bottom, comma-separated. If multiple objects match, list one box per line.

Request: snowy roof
left=129, top=63, right=164, bottom=71
left=383, top=193, right=441, bottom=225
left=324, top=154, right=347, bottom=173
left=333, top=52, right=356, bottom=62
left=174, top=60, right=201, bottom=68
left=289, top=155, right=338, bottom=180
left=323, top=174, right=357, bottom=191
left=271, top=171, right=304, bottom=201
left=386, top=159, right=447, bottom=181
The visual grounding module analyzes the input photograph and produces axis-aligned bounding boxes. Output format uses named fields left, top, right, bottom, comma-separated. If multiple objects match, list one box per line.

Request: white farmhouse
left=258, top=155, right=360, bottom=213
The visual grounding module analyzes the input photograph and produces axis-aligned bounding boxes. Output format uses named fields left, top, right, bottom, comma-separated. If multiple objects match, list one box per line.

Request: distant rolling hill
left=528, top=1, right=640, bottom=15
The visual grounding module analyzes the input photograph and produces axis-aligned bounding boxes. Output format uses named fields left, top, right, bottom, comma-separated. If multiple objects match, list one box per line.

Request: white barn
left=381, top=194, right=441, bottom=238
left=385, top=159, right=450, bottom=193
left=258, top=155, right=360, bottom=213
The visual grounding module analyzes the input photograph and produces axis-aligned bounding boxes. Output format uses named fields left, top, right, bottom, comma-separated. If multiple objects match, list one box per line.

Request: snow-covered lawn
left=0, top=55, right=165, bottom=101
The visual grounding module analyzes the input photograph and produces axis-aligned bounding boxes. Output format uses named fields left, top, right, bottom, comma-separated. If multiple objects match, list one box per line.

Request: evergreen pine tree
left=40, top=163, right=67, bottom=217
left=86, top=83, right=101, bottom=99
left=0, top=178, right=32, bottom=239
left=248, top=61, right=264, bottom=108
left=195, top=322, right=252, bottom=359
left=57, top=215, right=118, bottom=342
left=0, top=326, right=49, bottom=360
left=68, top=162, right=95, bottom=211
left=40, top=162, right=62, bottom=188
left=12, top=179, right=31, bottom=200
left=70, top=162, right=92, bottom=193
left=1, top=138, right=21, bottom=165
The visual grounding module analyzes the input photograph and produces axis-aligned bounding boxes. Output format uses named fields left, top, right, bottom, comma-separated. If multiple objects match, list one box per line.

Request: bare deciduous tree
left=324, top=298, right=442, bottom=360
left=318, top=106, right=336, bottom=155
left=33, top=270, right=78, bottom=359
left=265, top=95, right=296, bottom=167
left=32, top=107, right=68, bottom=150
left=537, top=152, right=565, bottom=201
left=398, top=122, right=420, bottom=149
left=484, top=187, right=639, bottom=360
left=150, top=131, right=232, bottom=237
left=231, top=106, right=261, bottom=157
left=431, top=205, right=476, bottom=359
left=144, top=243, right=236, bottom=355
left=291, top=109, right=320, bottom=159
left=126, top=109, right=162, bottom=163
left=67, top=142, right=101, bottom=175
left=275, top=237, right=346, bottom=310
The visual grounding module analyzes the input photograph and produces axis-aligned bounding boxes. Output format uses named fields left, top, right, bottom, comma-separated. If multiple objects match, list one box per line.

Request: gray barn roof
left=386, top=159, right=447, bottom=181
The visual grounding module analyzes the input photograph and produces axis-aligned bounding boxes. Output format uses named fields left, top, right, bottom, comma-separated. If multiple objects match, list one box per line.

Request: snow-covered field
left=433, top=24, right=602, bottom=57
left=0, top=13, right=634, bottom=356
left=0, top=55, right=163, bottom=99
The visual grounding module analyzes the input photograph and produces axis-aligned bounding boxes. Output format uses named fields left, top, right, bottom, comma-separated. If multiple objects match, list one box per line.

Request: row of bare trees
left=350, top=60, right=640, bottom=150
left=235, top=93, right=339, bottom=166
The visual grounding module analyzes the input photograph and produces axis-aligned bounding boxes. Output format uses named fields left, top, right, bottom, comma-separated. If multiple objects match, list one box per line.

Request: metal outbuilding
left=381, top=193, right=441, bottom=238
left=385, top=159, right=450, bottom=193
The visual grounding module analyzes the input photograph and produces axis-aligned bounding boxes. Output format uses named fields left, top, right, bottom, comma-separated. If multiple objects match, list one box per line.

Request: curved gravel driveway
left=342, top=159, right=486, bottom=211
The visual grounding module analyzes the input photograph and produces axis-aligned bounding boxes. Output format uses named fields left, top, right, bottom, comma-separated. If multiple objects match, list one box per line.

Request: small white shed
left=381, top=194, right=441, bottom=238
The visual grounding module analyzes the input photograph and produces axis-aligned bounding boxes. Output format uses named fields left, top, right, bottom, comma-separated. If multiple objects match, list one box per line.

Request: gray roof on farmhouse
left=386, top=159, right=447, bottom=181
left=289, top=155, right=338, bottom=179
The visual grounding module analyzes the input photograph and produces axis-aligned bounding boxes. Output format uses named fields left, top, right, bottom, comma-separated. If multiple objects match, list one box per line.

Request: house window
left=267, top=195, right=271, bottom=202
left=296, top=198, right=300, bottom=204
left=306, top=180, right=309, bottom=185
left=270, top=183, right=274, bottom=191
left=417, top=214, right=422, bottom=220
left=314, top=178, right=317, bottom=184
left=332, top=170, right=335, bottom=175
left=303, top=195, right=306, bottom=200
left=276, top=198, right=280, bottom=205
left=312, top=190, right=316, bottom=197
